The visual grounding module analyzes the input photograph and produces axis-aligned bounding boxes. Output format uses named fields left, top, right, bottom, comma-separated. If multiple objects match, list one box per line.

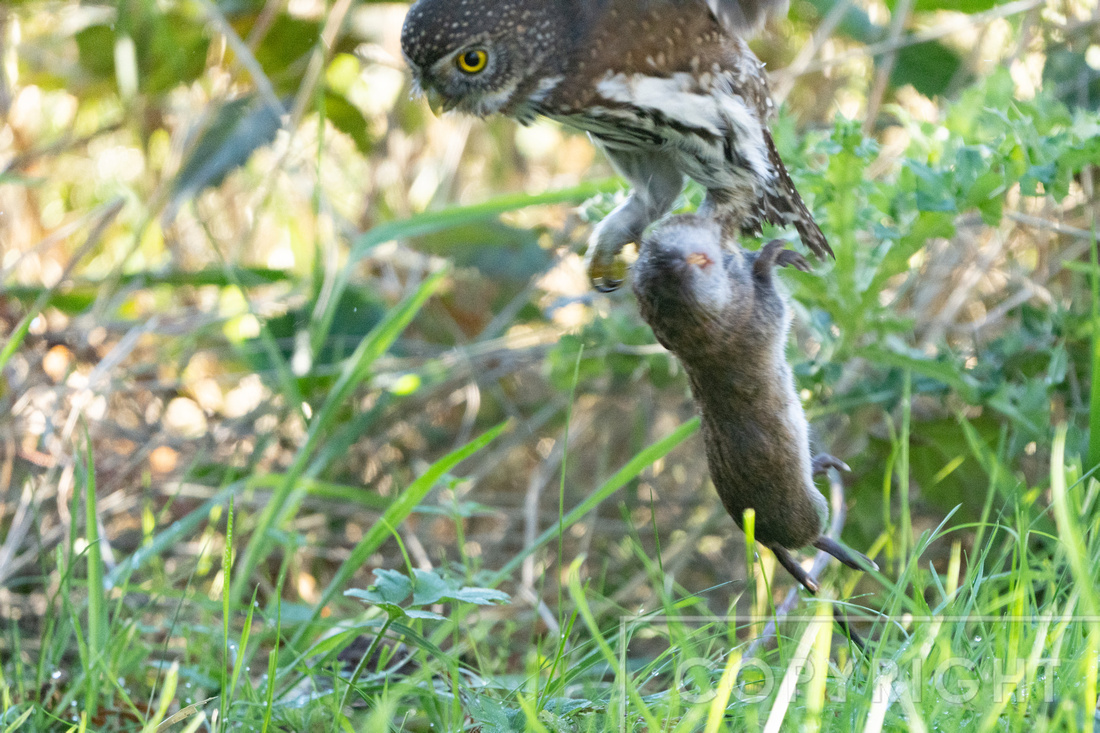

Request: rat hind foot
left=813, top=537, right=878, bottom=572
left=812, top=454, right=851, bottom=476
left=771, top=545, right=819, bottom=594
left=776, top=249, right=811, bottom=272
left=754, top=239, right=810, bottom=277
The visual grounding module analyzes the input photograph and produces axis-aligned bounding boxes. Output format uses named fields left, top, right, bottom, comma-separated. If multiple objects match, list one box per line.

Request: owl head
left=400, top=0, right=567, bottom=119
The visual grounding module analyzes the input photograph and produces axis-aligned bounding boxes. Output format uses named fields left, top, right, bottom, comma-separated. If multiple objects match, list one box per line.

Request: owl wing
left=706, top=0, right=789, bottom=35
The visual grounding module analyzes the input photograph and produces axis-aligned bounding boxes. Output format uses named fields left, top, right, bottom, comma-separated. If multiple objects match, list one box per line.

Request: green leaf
left=857, top=344, right=980, bottom=402
left=410, top=569, right=449, bottom=606
left=324, top=90, right=372, bottom=154
left=375, top=602, right=409, bottom=620
left=404, top=609, right=447, bottom=620
left=289, top=420, right=510, bottom=644
left=445, top=587, right=511, bottom=606
left=891, top=41, right=963, bottom=99
left=352, top=569, right=413, bottom=605
left=167, top=96, right=283, bottom=220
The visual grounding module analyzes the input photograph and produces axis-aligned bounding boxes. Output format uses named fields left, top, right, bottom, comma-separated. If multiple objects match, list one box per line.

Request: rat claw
left=812, top=454, right=851, bottom=476
left=771, top=545, right=819, bottom=593
left=776, top=249, right=811, bottom=272
left=755, top=239, right=800, bottom=277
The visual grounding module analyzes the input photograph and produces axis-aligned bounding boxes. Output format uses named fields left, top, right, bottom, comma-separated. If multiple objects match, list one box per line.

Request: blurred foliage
left=3, top=0, right=1100, bottom=729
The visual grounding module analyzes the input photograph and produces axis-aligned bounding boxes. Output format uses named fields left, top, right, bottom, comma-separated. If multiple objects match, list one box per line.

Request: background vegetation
left=2, top=0, right=1100, bottom=729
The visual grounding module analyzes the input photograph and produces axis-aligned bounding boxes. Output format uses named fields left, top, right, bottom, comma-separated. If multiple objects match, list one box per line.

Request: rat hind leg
left=813, top=537, right=878, bottom=572
left=770, top=545, right=819, bottom=594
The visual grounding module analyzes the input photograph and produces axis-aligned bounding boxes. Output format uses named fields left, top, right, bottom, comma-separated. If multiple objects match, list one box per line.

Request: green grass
left=4, top=0, right=1100, bottom=730
left=4, top=308, right=1100, bottom=731
left=6, top=167, right=1100, bottom=730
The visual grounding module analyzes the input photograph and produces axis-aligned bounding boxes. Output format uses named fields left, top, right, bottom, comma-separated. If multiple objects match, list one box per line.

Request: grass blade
left=489, top=417, right=700, bottom=586
left=1050, top=424, right=1100, bottom=732
left=565, top=557, right=660, bottom=731
left=0, top=199, right=123, bottom=372
left=233, top=267, right=448, bottom=602
left=312, top=180, right=619, bottom=355
left=289, top=418, right=511, bottom=645
left=229, top=587, right=258, bottom=702
left=81, top=428, right=107, bottom=719
left=106, top=482, right=241, bottom=587
left=1088, top=222, right=1100, bottom=469
left=219, top=498, right=235, bottom=730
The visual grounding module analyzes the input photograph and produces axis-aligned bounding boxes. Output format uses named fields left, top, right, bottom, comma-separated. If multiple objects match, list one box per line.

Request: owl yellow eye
left=456, top=49, right=488, bottom=74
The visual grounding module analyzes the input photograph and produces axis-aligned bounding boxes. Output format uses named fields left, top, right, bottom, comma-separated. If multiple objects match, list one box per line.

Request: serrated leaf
left=410, top=569, right=449, bottom=606
left=345, top=569, right=412, bottom=605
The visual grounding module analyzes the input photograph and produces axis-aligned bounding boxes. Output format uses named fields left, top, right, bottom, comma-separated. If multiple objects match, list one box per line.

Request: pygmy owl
left=400, top=0, right=833, bottom=291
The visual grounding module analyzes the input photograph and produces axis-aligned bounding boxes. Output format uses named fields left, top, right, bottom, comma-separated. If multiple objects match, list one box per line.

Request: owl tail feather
left=761, top=133, right=834, bottom=261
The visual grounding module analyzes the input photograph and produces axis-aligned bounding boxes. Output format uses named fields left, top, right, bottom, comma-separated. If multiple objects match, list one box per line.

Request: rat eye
left=456, top=49, right=488, bottom=74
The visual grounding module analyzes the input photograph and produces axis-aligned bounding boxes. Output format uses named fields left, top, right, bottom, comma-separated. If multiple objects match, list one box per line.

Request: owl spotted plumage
left=401, top=0, right=832, bottom=291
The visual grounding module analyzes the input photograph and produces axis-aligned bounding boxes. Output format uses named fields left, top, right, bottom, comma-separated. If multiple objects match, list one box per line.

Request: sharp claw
left=812, top=454, right=851, bottom=476
left=586, top=254, right=628, bottom=293
left=776, top=249, right=811, bottom=272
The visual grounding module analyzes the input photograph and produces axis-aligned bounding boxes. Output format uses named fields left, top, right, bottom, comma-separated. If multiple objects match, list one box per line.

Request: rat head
left=401, top=0, right=564, bottom=119
left=633, top=215, right=748, bottom=352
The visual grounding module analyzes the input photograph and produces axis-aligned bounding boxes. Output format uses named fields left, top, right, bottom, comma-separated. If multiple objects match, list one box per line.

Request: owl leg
left=586, top=146, right=683, bottom=292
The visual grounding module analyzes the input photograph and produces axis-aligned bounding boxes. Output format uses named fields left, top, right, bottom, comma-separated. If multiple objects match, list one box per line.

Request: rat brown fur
left=632, top=214, right=875, bottom=593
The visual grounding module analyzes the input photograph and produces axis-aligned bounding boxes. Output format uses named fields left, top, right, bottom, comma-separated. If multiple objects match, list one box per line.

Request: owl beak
left=425, top=87, right=450, bottom=116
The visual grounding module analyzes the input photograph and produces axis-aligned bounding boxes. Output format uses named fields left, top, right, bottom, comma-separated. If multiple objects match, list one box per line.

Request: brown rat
left=632, top=214, right=875, bottom=593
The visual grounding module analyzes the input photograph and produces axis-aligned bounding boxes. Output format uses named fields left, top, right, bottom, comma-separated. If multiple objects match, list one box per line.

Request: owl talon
left=585, top=248, right=629, bottom=293
left=593, top=275, right=624, bottom=293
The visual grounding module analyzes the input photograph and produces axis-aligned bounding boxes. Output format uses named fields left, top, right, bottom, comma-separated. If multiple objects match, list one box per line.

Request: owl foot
left=584, top=243, right=629, bottom=293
